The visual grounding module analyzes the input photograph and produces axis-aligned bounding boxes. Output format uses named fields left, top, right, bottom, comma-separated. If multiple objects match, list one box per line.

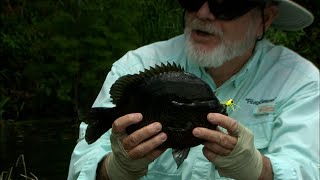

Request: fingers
left=127, top=132, right=167, bottom=159
left=112, top=113, right=143, bottom=135
left=195, top=128, right=236, bottom=159
left=203, top=142, right=232, bottom=156
left=202, top=147, right=218, bottom=162
left=207, top=113, right=239, bottom=136
left=193, top=127, right=237, bottom=150
left=146, top=147, right=167, bottom=160
left=122, top=122, right=163, bottom=150
left=111, top=113, right=167, bottom=161
left=193, top=113, right=239, bottom=157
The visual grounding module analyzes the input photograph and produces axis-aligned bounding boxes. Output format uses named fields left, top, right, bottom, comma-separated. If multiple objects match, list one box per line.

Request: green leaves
left=0, top=0, right=319, bottom=120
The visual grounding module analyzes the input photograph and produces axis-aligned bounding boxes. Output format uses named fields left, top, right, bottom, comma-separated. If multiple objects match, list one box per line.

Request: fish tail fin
left=172, top=148, right=191, bottom=169
left=84, top=107, right=117, bottom=144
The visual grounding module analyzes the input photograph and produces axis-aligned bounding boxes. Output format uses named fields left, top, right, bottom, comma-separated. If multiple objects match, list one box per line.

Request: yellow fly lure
left=222, top=98, right=240, bottom=111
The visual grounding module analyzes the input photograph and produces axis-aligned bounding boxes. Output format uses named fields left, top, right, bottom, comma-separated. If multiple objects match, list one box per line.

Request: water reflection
left=0, top=119, right=79, bottom=180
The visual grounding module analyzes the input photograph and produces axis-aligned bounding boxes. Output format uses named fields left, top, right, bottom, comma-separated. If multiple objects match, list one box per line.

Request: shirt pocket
left=141, top=171, right=182, bottom=180
left=242, top=105, right=275, bottom=150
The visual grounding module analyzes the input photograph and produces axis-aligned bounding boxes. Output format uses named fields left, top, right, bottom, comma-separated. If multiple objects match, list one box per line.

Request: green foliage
left=0, top=0, right=319, bottom=120
left=1, top=0, right=143, bottom=119
left=266, top=0, right=320, bottom=67
left=136, top=0, right=182, bottom=44
left=266, top=27, right=320, bottom=68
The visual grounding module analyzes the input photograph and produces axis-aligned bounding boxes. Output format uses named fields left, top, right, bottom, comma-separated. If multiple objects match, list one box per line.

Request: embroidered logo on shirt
left=245, top=98, right=276, bottom=105
left=255, top=105, right=275, bottom=114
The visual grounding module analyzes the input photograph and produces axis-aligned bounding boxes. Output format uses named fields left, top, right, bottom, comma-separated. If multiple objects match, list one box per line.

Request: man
left=68, top=0, right=319, bottom=179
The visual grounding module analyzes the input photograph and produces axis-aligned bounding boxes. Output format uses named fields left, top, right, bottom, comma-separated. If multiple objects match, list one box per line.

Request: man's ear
left=256, top=5, right=279, bottom=39
left=263, top=5, right=279, bottom=30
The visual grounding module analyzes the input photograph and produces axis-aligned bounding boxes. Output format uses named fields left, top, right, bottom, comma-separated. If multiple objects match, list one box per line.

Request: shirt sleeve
left=265, top=80, right=320, bottom=179
left=67, top=49, right=155, bottom=180
left=67, top=124, right=112, bottom=180
left=67, top=62, right=128, bottom=180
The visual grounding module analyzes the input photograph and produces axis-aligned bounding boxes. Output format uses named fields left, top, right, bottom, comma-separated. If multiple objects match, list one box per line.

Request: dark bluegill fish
left=85, top=62, right=227, bottom=167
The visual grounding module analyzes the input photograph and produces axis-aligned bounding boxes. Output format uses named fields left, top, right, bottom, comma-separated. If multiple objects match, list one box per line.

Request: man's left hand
left=192, top=113, right=263, bottom=180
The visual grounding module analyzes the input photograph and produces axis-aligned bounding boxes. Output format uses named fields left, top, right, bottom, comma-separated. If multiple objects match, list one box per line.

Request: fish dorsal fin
left=110, top=62, right=184, bottom=105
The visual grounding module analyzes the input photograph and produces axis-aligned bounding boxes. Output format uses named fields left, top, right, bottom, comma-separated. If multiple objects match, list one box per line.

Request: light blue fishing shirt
left=67, top=35, right=320, bottom=180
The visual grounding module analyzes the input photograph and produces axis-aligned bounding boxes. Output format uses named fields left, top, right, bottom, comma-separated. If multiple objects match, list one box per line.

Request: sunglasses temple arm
left=257, top=5, right=266, bottom=41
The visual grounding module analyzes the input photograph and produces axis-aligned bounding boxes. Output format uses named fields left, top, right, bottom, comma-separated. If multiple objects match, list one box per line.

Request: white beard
left=184, top=17, right=258, bottom=68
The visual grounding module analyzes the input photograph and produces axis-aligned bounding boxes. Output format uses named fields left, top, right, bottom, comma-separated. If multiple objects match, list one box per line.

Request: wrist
left=107, top=152, right=148, bottom=180
left=213, top=124, right=263, bottom=180
left=218, top=149, right=263, bottom=180
left=108, top=132, right=150, bottom=180
left=258, top=155, right=273, bottom=180
left=96, top=153, right=111, bottom=180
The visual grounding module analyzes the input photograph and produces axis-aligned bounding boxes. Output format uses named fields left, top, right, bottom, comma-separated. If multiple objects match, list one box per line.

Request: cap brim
left=272, top=0, right=314, bottom=31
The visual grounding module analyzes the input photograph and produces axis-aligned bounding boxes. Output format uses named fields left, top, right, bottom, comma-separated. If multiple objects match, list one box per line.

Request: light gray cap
left=271, top=0, right=314, bottom=31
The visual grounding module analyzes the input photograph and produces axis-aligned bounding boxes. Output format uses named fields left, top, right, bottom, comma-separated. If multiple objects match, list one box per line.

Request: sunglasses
left=178, top=0, right=265, bottom=20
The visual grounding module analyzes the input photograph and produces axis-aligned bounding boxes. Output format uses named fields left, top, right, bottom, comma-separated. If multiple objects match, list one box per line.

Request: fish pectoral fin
left=84, top=107, right=116, bottom=144
left=172, top=148, right=191, bottom=169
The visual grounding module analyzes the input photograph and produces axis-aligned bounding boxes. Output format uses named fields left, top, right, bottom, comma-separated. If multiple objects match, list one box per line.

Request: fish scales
left=85, top=62, right=227, bottom=150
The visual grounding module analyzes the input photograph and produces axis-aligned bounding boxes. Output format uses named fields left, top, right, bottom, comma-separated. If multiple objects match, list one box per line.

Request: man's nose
left=196, top=1, right=216, bottom=20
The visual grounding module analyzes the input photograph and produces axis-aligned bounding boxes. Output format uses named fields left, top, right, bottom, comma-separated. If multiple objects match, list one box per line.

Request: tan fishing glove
left=213, top=123, right=263, bottom=180
left=105, top=132, right=152, bottom=180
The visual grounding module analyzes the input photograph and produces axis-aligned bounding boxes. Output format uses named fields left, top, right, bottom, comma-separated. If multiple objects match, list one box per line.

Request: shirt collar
left=232, top=40, right=264, bottom=88
left=185, top=39, right=266, bottom=88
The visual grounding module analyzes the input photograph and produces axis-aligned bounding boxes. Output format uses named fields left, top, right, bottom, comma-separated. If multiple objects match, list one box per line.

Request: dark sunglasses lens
left=178, top=0, right=206, bottom=12
left=178, top=0, right=261, bottom=21
left=208, top=0, right=260, bottom=20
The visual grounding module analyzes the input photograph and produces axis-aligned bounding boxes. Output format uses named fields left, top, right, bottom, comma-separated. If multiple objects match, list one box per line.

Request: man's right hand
left=100, top=113, right=167, bottom=180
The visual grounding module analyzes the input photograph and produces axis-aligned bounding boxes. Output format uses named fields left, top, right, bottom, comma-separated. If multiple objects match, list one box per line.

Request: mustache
left=186, top=18, right=224, bottom=37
